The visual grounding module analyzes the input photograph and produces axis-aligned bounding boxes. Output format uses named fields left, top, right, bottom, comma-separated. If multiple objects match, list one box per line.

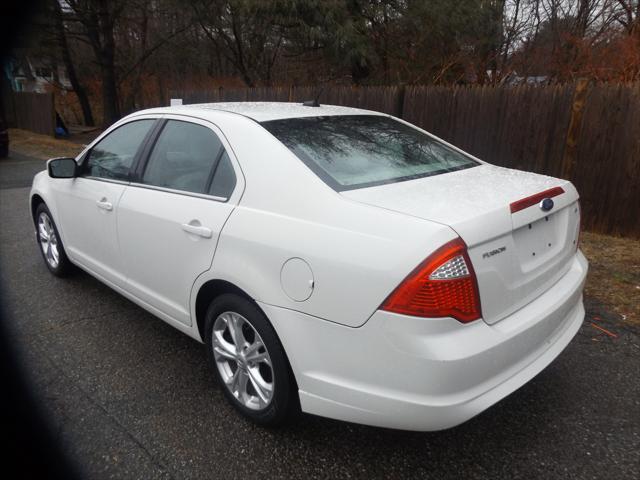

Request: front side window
left=142, top=120, right=234, bottom=197
left=262, top=115, right=479, bottom=191
left=84, top=119, right=155, bottom=181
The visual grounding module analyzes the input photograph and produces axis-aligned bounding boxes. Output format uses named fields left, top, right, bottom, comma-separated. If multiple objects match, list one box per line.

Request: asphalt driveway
left=0, top=153, right=638, bottom=479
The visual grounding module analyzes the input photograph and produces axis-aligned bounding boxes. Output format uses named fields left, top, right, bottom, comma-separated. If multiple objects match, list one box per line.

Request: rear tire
left=34, top=203, right=73, bottom=277
left=204, top=293, right=297, bottom=426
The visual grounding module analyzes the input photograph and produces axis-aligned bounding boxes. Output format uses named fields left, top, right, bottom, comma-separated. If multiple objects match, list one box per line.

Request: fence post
left=561, top=78, right=590, bottom=180
left=50, top=92, right=55, bottom=137
left=396, top=85, right=406, bottom=118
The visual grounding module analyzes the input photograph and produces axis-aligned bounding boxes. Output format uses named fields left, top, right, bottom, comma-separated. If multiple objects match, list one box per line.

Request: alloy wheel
left=38, top=212, right=60, bottom=268
left=212, top=311, right=274, bottom=410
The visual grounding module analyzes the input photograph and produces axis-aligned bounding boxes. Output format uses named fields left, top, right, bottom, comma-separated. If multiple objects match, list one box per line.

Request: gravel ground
left=0, top=153, right=638, bottom=479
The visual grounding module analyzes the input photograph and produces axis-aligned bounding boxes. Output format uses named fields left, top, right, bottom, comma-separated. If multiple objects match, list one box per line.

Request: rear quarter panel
left=191, top=113, right=456, bottom=327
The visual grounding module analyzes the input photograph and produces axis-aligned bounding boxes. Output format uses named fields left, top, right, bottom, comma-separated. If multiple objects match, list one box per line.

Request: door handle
left=181, top=223, right=213, bottom=238
left=96, top=199, right=113, bottom=211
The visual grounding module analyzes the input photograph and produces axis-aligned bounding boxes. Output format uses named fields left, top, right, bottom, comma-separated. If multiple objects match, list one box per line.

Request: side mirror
left=47, top=157, right=77, bottom=178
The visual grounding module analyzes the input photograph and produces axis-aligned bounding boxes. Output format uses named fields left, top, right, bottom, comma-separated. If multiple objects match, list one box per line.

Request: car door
left=117, top=117, right=243, bottom=326
left=53, top=118, right=157, bottom=286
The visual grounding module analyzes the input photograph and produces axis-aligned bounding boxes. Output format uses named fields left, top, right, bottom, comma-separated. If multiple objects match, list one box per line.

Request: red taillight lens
left=509, top=186, right=565, bottom=213
left=381, top=238, right=482, bottom=323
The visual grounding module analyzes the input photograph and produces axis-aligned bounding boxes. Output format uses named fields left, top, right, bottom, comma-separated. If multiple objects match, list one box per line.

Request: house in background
left=1, top=51, right=73, bottom=137
left=3, top=51, right=71, bottom=93
left=484, top=69, right=550, bottom=85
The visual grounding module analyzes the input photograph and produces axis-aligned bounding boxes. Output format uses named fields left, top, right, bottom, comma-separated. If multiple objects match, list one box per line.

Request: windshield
left=262, top=115, right=479, bottom=191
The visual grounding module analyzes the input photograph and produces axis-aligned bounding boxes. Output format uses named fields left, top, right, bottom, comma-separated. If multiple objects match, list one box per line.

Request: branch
left=118, top=23, right=192, bottom=84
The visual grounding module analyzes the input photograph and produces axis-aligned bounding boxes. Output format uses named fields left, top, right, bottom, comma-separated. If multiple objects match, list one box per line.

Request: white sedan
left=30, top=102, right=587, bottom=431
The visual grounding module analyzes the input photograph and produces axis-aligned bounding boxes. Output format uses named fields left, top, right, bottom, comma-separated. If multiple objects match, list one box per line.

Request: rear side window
left=208, top=151, right=236, bottom=198
left=262, top=115, right=478, bottom=191
left=142, top=120, right=233, bottom=196
left=84, top=119, right=154, bottom=181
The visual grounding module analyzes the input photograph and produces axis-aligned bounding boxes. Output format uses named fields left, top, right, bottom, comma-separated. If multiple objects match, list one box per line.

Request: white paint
left=280, top=258, right=314, bottom=301
left=30, top=102, right=587, bottom=431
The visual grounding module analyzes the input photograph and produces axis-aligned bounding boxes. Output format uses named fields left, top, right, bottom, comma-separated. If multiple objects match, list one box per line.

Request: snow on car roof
left=179, top=102, right=384, bottom=122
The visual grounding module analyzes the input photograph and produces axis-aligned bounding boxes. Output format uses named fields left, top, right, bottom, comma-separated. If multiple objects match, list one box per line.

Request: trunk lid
left=342, top=164, right=581, bottom=325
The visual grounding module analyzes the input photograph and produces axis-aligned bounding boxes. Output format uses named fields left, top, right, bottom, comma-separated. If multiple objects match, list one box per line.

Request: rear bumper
left=260, top=251, right=588, bottom=431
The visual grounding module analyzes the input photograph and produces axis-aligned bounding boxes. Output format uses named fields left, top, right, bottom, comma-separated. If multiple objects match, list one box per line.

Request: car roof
left=137, top=102, right=385, bottom=123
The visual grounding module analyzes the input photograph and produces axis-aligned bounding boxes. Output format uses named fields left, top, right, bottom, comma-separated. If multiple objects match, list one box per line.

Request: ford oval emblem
left=540, top=198, right=554, bottom=212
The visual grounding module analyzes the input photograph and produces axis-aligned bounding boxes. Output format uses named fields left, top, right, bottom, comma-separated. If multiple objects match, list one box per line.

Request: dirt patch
left=7, top=128, right=89, bottom=160
left=580, top=232, right=640, bottom=327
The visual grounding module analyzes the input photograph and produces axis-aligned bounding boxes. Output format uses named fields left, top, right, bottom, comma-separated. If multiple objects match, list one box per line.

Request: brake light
left=381, top=238, right=482, bottom=323
left=510, top=186, right=565, bottom=214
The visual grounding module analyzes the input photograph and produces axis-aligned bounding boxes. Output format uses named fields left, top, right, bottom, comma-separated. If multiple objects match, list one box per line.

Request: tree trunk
left=124, top=5, right=149, bottom=113
left=97, top=2, right=120, bottom=126
left=100, top=58, right=120, bottom=126
left=53, top=0, right=94, bottom=126
left=561, top=78, right=590, bottom=180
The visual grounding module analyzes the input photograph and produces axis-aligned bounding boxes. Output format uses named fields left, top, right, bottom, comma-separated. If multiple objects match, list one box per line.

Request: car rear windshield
left=261, top=115, right=479, bottom=191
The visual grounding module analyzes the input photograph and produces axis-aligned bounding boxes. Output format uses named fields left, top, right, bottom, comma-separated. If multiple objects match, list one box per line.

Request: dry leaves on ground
left=7, top=128, right=86, bottom=160
left=581, top=231, right=640, bottom=326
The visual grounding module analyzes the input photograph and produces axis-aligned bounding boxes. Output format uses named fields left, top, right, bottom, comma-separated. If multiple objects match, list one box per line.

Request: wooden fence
left=403, top=83, right=640, bottom=238
left=173, top=82, right=640, bottom=237
left=2, top=91, right=56, bottom=136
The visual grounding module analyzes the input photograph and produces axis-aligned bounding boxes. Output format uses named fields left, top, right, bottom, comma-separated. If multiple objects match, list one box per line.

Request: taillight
left=381, top=238, right=482, bottom=323
left=509, top=186, right=565, bottom=213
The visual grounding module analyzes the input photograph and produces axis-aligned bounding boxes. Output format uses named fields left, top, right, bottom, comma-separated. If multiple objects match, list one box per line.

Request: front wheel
left=34, top=203, right=73, bottom=277
left=204, top=293, right=297, bottom=426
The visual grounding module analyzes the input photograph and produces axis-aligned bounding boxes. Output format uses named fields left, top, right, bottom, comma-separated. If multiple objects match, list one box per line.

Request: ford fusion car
left=30, top=102, right=587, bottom=431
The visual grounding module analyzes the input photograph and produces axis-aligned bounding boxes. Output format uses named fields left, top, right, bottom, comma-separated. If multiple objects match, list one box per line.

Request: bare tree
left=52, top=0, right=94, bottom=126
left=13, top=0, right=640, bottom=110
left=615, top=0, right=640, bottom=33
left=61, top=0, right=193, bottom=125
left=194, top=0, right=290, bottom=87
left=63, top=0, right=125, bottom=125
